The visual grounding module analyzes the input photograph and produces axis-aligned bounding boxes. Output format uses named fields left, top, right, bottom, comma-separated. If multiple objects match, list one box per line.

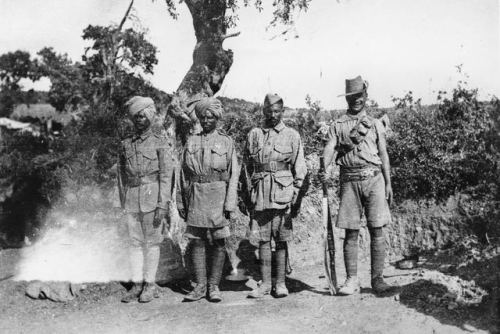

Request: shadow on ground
left=397, top=254, right=499, bottom=333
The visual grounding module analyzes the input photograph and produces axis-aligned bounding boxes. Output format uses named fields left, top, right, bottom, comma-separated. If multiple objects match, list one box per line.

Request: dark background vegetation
left=0, top=20, right=498, bottom=247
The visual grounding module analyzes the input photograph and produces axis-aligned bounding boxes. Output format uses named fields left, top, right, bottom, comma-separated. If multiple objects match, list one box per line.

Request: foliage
left=388, top=86, right=499, bottom=201
left=162, top=0, right=312, bottom=27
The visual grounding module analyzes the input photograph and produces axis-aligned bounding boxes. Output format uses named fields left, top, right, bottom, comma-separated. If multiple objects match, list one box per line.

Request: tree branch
left=222, top=31, right=241, bottom=40
left=118, top=0, right=134, bottom=33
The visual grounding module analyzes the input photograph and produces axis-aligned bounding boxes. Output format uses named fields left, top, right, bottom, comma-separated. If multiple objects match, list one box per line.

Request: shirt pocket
left=273, top=174, right=294, bottom=204
left=141, top=149, right=159, bottom=173
left=273, top=144, right=293, bottom=161
left=211, top=145, right=227, bottom=171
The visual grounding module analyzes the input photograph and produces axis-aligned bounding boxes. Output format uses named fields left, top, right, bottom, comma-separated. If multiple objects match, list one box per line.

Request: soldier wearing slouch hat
left=321, top=76, right=394, bottom=295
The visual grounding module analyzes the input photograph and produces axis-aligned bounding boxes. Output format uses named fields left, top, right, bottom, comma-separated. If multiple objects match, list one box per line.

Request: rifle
left=320, top=157, right=337, bottom=295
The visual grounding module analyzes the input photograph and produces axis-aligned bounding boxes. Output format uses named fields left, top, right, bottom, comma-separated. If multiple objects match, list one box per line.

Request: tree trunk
left=178, top=0, right=233, bottom=97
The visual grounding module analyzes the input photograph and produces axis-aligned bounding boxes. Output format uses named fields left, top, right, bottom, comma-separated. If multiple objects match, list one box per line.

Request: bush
left=388, top=86, right=499, bottom=201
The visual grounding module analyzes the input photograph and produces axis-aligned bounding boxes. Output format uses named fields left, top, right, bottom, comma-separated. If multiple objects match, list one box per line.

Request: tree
left=162, top=0, right=312, bottom=140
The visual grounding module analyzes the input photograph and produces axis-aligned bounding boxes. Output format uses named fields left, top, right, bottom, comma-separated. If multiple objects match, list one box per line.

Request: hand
left=385, top=184, right=393, bottom=206
left=153, top=207, right=168, bottom=228
left=318, top=171, right=329, bottom=184
left=224, top=211, right=237, bottom=220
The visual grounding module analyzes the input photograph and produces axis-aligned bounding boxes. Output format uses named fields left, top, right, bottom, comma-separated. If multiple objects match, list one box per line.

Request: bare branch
left=118, top=0, right=135, bottom=33
left=222, top=31, right=241, bottom=40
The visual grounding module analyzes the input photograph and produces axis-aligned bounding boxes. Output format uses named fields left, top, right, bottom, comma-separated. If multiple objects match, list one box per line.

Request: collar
left=132, top=128, right=153, bottom=142
left=338, top=110, right=367, bottom=122
left=262, top=121, right=285, bottom=133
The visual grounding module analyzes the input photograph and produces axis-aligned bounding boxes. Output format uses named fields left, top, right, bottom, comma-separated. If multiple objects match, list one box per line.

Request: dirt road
left=0, top=248, right=497, bottom=334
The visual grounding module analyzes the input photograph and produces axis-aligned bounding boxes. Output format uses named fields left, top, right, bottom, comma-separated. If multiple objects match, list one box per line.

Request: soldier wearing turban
left=180, top=97, right=239, bottom=302
left=116, top=96, right=177, bottom=303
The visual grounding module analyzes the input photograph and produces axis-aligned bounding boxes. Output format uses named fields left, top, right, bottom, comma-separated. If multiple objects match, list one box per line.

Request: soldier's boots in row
left=248, top=241, right=289, bottom=299
left=184, top=238, right=225, bottom=302
left=121, top=282, right=159, bottom=303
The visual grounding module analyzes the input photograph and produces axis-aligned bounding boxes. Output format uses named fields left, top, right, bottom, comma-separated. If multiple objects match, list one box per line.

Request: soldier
left=116, top=96, right=177, bottom=303
left=243, top=93, right=307, bottom=298
left=180, top=97, right=239, bottom=302
left=321, top=76, right=393, bottom=295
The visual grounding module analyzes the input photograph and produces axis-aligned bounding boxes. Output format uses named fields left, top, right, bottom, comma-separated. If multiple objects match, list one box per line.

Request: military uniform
left=244, top=120, right=307, bottom=297
left=328, top=111, right=391, bottom=229
left=116, top=127, right=177, bottom=300
left=181, top=124, right=239, bottom=302
left=325, top=75, right=394, bottom=295
left=181, top=129, right=239, bottom=238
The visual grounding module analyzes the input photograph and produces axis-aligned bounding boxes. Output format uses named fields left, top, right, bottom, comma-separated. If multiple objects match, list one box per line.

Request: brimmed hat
left=338, top=76, right=369, bottom=97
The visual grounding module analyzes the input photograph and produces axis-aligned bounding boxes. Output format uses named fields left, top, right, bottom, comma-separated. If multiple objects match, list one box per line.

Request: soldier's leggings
left=343, top=227, right=385, bottom=280
left=190, top=238, right=226, bottom=286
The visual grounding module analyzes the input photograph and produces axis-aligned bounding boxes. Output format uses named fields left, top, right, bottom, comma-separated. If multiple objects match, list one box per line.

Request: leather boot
left=184, top=283, right=207, bottom=301
left=139, top=282, right=159, bottom=303
left=274, top=242, right=288, bottom=298
left=208, top=284, right=222, bottom=303
left=121, top=282, right=143, bottom=303
left=248, top=241, right=272, bottom=298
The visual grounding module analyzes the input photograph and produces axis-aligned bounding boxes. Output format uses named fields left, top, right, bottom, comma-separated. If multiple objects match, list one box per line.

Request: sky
left=0, top=0, right=499, bottom=109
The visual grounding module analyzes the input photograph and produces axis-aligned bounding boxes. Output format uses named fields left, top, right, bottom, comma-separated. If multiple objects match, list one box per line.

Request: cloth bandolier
left=325, top=76, right=393, bottom=295
left=244, top=93, right=307, bottom=298
left=180, top=97, right=239, bottom=302
left=116, top=96, right=177, bottom=303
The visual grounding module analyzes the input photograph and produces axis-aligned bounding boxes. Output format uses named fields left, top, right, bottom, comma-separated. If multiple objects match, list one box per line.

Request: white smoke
left=15, top=211, right=132, bottom=283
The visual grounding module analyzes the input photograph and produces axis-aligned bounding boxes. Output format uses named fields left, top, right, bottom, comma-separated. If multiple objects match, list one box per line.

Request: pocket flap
left=142, top=149, right=157, bottom=160
left=274, top=145, right=292, bottom=154
left=211, top=145, right=226, bottom=156
left=274, top=175, right=293, bottom=187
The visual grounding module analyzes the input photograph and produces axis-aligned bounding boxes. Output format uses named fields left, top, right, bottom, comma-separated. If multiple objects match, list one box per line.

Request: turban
left=194, top=97, right=223, bottom=119
left=125, top=96, right=155, bottom=120
left=263, top=93, right=283, bottom=108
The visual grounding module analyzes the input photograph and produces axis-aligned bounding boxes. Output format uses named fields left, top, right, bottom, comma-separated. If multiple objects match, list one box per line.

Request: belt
left=340, top=167, right=381, bottom=182
left=191, top=171, right=229, bottom=184
left=127, top=172, right=159, bottom=187
left=254, top=161, right=290, bottom=173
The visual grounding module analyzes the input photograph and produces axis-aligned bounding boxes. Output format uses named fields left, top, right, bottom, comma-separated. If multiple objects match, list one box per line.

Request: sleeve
left=327, top=123, right=337, bottom=142
left=116, top=144, right=127, bottom=209
left=238, top=131, right=254, bottom=213
left=374, top=118, right=386, bottom=142
left=179, top=147, right=190, bottom=214
left=156, top=139, right=175, bottom=209
left=291, top=132, right=307, bottom=188
left=224, top=139, right=240, bottom=212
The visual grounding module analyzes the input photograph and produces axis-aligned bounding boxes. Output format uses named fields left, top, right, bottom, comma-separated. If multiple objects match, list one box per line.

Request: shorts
left=126, top=211, right=165, bottom=247
left=253, top=209, right=293, bottom=242
left=184, top=225, right=230, bottom=241
left=336, top=173, right=391, bottom=230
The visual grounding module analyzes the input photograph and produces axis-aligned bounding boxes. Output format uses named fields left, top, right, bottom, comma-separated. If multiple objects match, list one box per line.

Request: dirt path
left=0, top=248, right=496, bottom=334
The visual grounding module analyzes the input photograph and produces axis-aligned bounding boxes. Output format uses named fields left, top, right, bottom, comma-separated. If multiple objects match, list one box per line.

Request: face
left=198, top=109, right=217, bottom=133
left=346, top=92, right=367, bottom=113
left=263, top=103, right=284, bottom=127
left=132, top=111, right=151, bottom=133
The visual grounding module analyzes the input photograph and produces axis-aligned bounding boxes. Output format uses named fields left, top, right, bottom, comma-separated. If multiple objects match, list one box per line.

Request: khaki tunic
left=327, top=110, right=385, bottom=167
left=117, top=129, right=177, bottom=213
left=181, top=130, right=239, bottom=228
left=244, top=121, right=307, bottom=211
